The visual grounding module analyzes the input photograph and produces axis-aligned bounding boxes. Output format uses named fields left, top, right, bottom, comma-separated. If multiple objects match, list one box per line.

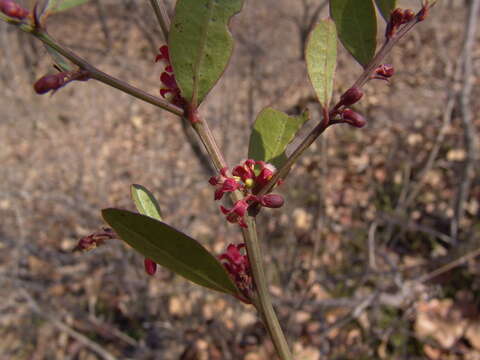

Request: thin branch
left=19, top=289, right=118, bottom=360
left=451, top=0, right=480, bottom=241
left=258, top=11, right=428, bottom=197
left=0, top=15, right=184, bottom=116
left=149, top=0, right=171, bottom=41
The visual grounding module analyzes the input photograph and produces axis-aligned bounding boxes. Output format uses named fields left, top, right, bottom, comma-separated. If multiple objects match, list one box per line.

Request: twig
left=19, top=289, right=118, bottom=360
left=451, top=0, right=480, bottom=242
left=149, top=0, right=170, bottom=41
left=258, top=10, right=428, bottom=197
left=0, top=15, right=184, bottom=117
left=417, top=247, right=480, bottom=284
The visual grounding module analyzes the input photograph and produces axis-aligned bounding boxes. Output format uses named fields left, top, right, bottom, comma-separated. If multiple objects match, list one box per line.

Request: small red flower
left=155, top=45, right=185, bottom=107
left=253, top=162, right=276, bottom=192
left=219, top=243, right=252, bottom=303
left=220, top=199, right=249, bottom=228
left=209, top=168, right=242, bottom=200
left=74, top=228, right=117, bottom=252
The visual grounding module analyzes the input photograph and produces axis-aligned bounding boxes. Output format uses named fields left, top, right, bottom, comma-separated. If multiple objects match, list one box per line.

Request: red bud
left=259, top=194, right=284, bottom=208
left=0, top=0, right=29, bottom=19
left=342, top=109, right=366, bottom=128
left=144, top=258, right=157, bottom=276
left=403, top=9, right=415, bottom=23
left=339, top=86, right=364, bottom=107
left=33, top=74, right=65, bottom=94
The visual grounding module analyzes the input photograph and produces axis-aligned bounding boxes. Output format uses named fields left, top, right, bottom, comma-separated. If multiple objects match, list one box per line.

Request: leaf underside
left=248, top=108, right=310, bottom=169
left=305, top=19, right=338, bottom=109
left=169, top=0, right=244, bottom=107
left=131, top=184, right=163, bottom=220
left=102, top=209, right=238, bottom=296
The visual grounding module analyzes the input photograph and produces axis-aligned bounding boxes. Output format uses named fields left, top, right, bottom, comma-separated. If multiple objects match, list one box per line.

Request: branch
left=149, top=0, right=171, bottom=41
left=451, top=0, right=480, bottom=241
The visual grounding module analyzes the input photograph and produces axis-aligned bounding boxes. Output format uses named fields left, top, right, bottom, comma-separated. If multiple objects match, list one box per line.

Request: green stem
left=243, top=217, right=293, bottom=360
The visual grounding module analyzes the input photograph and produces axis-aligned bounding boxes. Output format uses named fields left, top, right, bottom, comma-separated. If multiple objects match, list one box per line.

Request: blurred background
left=1, top=0, right=479, bottom=359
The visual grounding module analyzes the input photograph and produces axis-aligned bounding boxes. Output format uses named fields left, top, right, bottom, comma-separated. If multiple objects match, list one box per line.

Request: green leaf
left=102, top=209, right=239, bottom=296
left=46, top=0, right=90, bottom=13
left=330, top=0, right=377, bottom=66
left=131, top=184, right=163, bottom=220
left=305, top=19, right=338, bottom=109
left=44, top=44, right=73, bottom=72
left=248, top=108, right=309, bottom=168
left=169, top=0, right=244, bottom=107
left=375, top=0, right=396, bottom=21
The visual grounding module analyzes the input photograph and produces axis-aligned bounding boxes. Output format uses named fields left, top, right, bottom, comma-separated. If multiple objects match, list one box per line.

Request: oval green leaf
left=102, top=209, right=239, bottom=296
left=375, top=0, right=396, bottom=21
left=248, top=108, right=309, bottom=168
left=44, top=44, right=73, bottom=72
left=46, top=0, right=90, bottom=13
left=306, top=19, right=338, bottom=109
left=330, top=0, right=377, bottom=67
left=169, top=0, right=244, bottom=107
left=131, top=184, right=163, bottom=220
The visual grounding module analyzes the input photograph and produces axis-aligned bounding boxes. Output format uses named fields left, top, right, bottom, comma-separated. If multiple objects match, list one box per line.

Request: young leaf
left=248, top=108, right=309, bottom=169
left=305, top=19, right=338, bottom=109
left=102, top=209, right=239, bottom=296
left=47, top=0, right=90, bottom=13
left=131, top=184, right=163, bottom=220
left=330, top=0, right=377, bottom=67
left=169, top=0, right=244, bottom=107
left=375, top=0, right=396, bottom=21
left=44, top=44, right=73, bottom=72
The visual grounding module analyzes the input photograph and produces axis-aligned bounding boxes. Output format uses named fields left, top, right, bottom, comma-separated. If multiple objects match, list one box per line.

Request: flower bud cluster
left=155, top=45, right=185, bottom=107
left=334, top=86, right=366, bottom=128
left=373, top=64, right=395, bottom=81
left=209, top=160, right=284, bottom=228
left=0, top=0, right=29, bottom=20
left=386, top=8, right=416, bottom=38
left=219, top=243, right=252, bottom=303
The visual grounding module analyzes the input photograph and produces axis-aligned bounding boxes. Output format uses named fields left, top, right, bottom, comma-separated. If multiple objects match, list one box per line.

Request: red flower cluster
left=386, top=8, right=416, bottom=38
left=155, top=45, right=185, bottom=107
left=0, top=0, right=29, bottom=20
left=219, top=243, right=252, bottom=303
left=209, top=160, right=284, bottom=227
left=74, top=228, right=117, bottom=252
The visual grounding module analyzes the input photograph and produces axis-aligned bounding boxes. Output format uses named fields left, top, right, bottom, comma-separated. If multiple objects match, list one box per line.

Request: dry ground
left=1, top=1, right=479, bottom=359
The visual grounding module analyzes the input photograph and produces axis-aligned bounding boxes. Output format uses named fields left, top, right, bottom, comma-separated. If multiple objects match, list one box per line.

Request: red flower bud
left=339, top=86, right=364, bottom=107
left=0, top=0, right=29, bottom=19
left=375, top=64, right=395, bottom=78
left=390, top=8, right=404, bottom=25
left=144, top=258, right=157, bottom=276
left=33, top=73, right=65, bottom=94
left=403, top=9, right=415, bottom=23
left=342, top=109, right=366, bottom=128
left=259, top=194, right=284, bottom=208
